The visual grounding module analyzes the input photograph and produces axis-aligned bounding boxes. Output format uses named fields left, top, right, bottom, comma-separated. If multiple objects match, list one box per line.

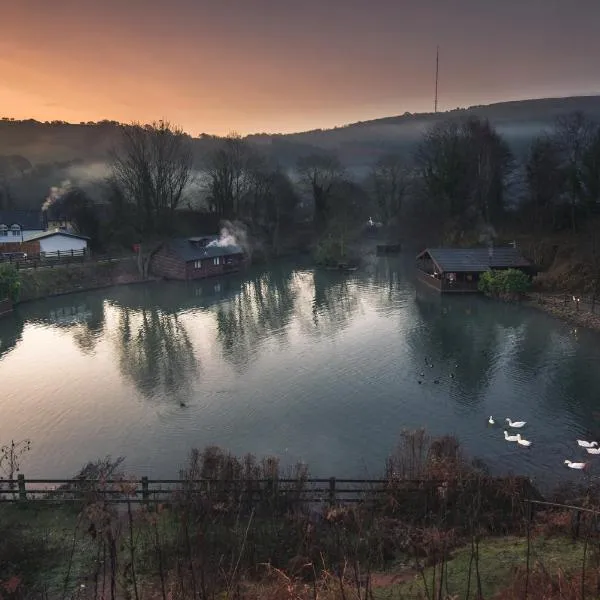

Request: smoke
left=65, top=161, right=112, bottom=182
left=42, top=179, right=72, bottom=212
left=207, top=220, right=250, bottom=254
left=477, top=222, right=497, bottom=246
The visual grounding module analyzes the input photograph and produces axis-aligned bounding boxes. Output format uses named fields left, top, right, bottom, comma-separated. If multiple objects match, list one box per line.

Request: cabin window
left=0, top=225, right=7, bottom=237
left=213, top=257, right=220, bottom=266
left=194, top=260, right=202, bottom=269
left=10, top=224, right=21, bottom=237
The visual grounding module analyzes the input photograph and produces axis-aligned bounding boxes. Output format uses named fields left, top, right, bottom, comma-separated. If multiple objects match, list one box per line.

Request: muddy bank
left=524, top=292, right=600, bottom=332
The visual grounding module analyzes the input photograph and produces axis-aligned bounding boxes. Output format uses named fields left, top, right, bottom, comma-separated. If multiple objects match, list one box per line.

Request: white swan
left=516, top=434, right=532, bottom=447
left=586, top=447, right=600, bottom=455
left=577, top=440, right=598, bottom=448
left=488, top=416, right=495, bottom=425
left=504, top=430, right=519, bottom=442
left=506, top=418, right=526, bottom=428
left=564, top=460, right=587, bottom=470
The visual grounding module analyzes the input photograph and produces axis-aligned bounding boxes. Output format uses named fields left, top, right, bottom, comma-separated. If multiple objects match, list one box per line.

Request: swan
left=564, top=460, right=587, bottom=470
left=504, top=430, right=519, bottom=442
left=506, top=418, right=527, bottom=428
left=516, top=434, right=532, bottom=447
left=577, top=440, right=598, bottom=448
left=586, top=447, right=600, bottom=455
left=488, top=416, right=495, bottom=425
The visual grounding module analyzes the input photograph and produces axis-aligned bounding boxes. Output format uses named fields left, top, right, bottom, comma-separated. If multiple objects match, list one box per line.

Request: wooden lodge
left=151, top=236, right=246, bottom=281
left=416, top=246, right=532, bottom=293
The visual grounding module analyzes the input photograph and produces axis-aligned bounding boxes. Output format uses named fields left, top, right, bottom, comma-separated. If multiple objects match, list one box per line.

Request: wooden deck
left=416, top=270, right=480, bottom=294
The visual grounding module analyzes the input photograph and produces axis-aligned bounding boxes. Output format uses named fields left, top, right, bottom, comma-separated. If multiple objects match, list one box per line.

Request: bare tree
left=370, top=152, right=408, bottom=225
left=109, top=120, right=193, bottom=234
left=205, top=134, right=253, bottom=219
left=413, top=117, right=512, bottom=244
left=296, top=152, right=344, bottom=231
left=552, top=111, right=597, bottom=232
left=525, top=136, right=566, bottom=233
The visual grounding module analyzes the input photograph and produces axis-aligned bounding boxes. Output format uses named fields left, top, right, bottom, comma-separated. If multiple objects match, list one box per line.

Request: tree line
left=7, top=111, right=600, bottom=260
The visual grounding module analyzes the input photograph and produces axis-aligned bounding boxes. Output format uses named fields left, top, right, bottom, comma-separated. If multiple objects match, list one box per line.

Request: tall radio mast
left=434, top=45, right=439, bottom=113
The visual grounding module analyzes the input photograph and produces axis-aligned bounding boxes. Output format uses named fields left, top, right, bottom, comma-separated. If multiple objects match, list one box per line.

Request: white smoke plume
left=42, top=179, right=72, bottom=212
left=207, top=220, right=250, bottom=254
left=65, top=161, right=112, bottom=183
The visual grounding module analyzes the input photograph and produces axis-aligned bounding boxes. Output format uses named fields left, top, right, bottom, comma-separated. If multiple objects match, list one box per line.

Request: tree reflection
left=292, top=269, right=361, bottom=339
left=115, top=306, right=200, bottom=404
left=410, top=289, right=501, bottom=402
left=0, top=313, right=24, bottom=360
left=214, top=266, right=297, bottom=371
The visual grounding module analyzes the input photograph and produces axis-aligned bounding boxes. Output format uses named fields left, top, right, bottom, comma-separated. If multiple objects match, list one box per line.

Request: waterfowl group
left=489, top=415, right=595, bottom=471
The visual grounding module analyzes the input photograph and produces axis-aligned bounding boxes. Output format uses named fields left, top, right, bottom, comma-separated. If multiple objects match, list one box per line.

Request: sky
left=2, top=0, right=600, bottom=136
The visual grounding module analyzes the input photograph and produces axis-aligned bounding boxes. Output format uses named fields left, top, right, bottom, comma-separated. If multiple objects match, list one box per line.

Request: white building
left=26, top=231, right=90, bottom=255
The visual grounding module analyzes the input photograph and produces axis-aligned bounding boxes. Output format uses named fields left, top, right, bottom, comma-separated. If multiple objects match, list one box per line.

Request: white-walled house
left=26, top=231, right=90, bottom=255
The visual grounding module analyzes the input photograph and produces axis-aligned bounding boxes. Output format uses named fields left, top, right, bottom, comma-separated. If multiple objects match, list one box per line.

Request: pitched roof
left=416, top=247, right=530, bottom=273
left=0, top=210, right=43, bottom=230
left=26, top=230, right=90, bottom=242
left=167, top=236, right=244, bottom=261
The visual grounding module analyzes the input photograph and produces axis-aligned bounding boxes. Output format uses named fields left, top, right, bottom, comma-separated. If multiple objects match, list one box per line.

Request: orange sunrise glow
left=3, top=0, right=600, bottom=134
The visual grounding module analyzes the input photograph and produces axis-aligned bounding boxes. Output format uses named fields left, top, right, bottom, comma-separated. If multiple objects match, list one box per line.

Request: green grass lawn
left=374, top=536, right=590, bottom=599
left=0, top=503, right=95, bottom=594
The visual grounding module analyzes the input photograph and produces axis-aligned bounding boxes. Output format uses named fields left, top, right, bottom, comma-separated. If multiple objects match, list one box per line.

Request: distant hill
left=2, top=95, right=600, bottom=207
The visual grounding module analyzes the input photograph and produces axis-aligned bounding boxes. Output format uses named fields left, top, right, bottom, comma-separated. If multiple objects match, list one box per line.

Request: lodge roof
left=167, top=236, right=244, bottom=262
left=416, top=246, right=530, bottom=273
left=0, top=209, right=44, bottom=230
left=26, top=230, right=90, bottom=241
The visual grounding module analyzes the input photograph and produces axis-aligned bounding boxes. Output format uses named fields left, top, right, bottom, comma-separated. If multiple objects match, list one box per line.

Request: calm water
left=1, top=257, right=600, bottom=487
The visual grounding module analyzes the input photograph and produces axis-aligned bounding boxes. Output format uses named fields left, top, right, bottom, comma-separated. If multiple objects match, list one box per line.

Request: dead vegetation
left=1, top=433, right=600, bottom=600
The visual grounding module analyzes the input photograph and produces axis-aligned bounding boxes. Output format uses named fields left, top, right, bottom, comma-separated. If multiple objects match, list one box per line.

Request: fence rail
left=0, top=475, right=539, bottom=506
left=0, top=251, right=132, bottom=271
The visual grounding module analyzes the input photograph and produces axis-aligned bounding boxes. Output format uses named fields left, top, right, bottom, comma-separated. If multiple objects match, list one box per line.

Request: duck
left=564, top=460, right=587, bottom=470
left=488, top=416, right=495, bottom=425
left=577, top=440, right=598, bottom=448
left=516, top=434, right=532, bottom=447
left=505, top=418, right=527, bottom=428
left=433, top=379, right=440, bottom=384
left=586, top=447, right=600, bottom=455
left=419, top=372, right=425, bottom=377
left=504, top=430, right=519, bottom=442
left=450, top=373, right=455, bottom=379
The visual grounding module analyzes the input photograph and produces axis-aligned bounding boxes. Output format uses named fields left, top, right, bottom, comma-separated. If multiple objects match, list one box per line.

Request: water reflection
left=3, top=258, right=600, bottom=483
left=411, top=288, right=502, bottom=402
left=0, top=313, right=24, bottom=360
left=17, top=295, right=106, bottom=355
left=115, top=306, right=199, bottom=405
left=214, top=266, right=298, bottom=372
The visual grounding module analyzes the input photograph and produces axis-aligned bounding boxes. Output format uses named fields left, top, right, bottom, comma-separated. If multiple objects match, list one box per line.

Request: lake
left=1, top=256, right=600, bottom=488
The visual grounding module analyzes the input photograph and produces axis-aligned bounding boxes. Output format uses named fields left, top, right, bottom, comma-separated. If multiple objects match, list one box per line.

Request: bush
left=478, top=268, right=531, bottom=298
left=0, top=265, right=20, bottom=303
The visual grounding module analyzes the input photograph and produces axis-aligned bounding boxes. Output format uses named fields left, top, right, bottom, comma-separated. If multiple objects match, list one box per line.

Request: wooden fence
left=1, top=251, right=131, bottom=271
left=0, top=476, right=402, bottom=505
left=0, top=475, right=542, bottom=507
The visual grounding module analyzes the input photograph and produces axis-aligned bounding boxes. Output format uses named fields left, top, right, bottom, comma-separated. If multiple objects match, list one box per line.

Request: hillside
left=2, top=95, right=600, bottom=207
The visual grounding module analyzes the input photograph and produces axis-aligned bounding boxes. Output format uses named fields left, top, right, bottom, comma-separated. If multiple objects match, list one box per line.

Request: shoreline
left=523, top=292, right=600, bottom=332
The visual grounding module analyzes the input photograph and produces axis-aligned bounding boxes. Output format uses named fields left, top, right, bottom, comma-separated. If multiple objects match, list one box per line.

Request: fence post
left=141, top=476, right=149, bottom=504
left=17, top=474, right=26, bottom=503
left=328, top=477, right=336, bottom=507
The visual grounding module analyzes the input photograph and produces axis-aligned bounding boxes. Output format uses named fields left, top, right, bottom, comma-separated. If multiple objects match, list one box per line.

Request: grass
left=374, top=535, right=589, bottom=599
left=0, top=503, right=96, bottom=594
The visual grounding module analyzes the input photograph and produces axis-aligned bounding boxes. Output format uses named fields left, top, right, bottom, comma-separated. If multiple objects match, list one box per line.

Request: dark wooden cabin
left=416, top=246, right=532, bottom=293
left=151, top=236, right=246, bottom=281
